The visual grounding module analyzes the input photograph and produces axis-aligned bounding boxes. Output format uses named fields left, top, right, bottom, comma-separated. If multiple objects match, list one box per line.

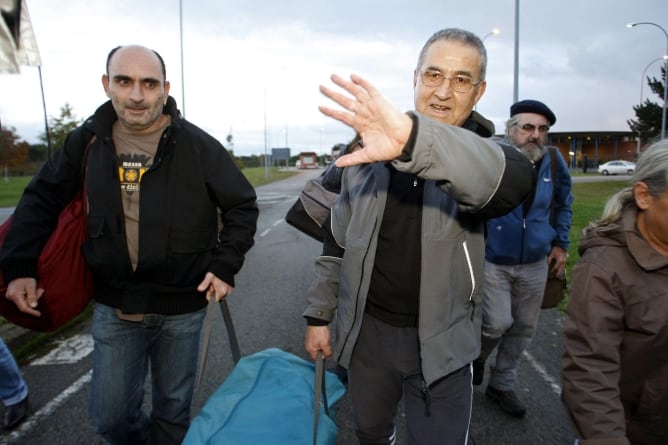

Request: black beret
left=510, top=99, right=556, bottom=126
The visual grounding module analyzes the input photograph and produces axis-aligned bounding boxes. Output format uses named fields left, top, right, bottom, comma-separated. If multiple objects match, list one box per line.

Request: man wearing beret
left=472, top=99, right=573, bottom=417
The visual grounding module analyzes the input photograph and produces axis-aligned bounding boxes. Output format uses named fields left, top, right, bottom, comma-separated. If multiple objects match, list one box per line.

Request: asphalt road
left=0, top=170, right=633, bottom=445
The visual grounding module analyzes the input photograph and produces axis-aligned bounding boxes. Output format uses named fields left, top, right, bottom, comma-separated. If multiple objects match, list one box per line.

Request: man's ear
left=634, top=181, right=651, bottom=210
left=102, top=74, right=110, bottom=97
left=474, top=80, right=487, bottom=105
left=164, top=80, right=171, bottom=104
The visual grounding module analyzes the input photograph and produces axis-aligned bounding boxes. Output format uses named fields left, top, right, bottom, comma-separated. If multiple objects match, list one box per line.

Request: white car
left=598, top=160, right=635, bottom=176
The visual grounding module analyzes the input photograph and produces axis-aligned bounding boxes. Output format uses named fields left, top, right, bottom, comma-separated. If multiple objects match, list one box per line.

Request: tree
left=39, top=103, right=82, bottom=152
left=225, top=128, right=234, bottom=149
left=628, top=65, right=666, bottom=144
left=0, top=125, right=29, bottom=172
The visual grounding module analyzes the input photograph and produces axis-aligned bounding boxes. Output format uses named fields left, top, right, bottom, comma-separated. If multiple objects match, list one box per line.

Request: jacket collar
left=462, top=110, right=495, bottom=138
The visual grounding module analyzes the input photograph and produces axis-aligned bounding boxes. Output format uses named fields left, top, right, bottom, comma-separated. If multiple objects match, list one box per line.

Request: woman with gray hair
left=562, top=140, right=668, bottom=445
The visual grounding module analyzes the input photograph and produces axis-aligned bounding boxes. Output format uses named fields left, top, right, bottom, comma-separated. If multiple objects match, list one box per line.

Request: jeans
left=0, top=338, right=28, bottom=406
left=348, top=313, right=472, bottom=445
left=478, top=259, right=547, bottom=391
left=89, top=303, right=206, bottom=445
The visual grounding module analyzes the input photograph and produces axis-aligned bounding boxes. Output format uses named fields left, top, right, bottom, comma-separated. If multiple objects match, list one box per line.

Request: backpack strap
left=548, top=147, right=558, bottom=227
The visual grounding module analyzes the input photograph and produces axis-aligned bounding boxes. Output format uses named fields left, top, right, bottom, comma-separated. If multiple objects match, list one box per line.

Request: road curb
left=0, top=321, right=33, bottom=354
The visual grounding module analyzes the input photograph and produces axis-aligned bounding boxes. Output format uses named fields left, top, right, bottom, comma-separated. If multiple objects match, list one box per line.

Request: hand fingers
left=197, top=280, right=211, bottom=292
left=26, top=288, right=43, bottom=309
left=214, top=288, right=231, bottom=302
left=319, top=84, right=359, bottom=114
left=332, top=73, right=374, bottom=103
left=349, top=73, right=377, bottom=100
left=211, top=283, right=233, bottom=302
left=6, top=292, right=41, bottom=317
left=329, top=73, right=360, bottom=99
left=334, top=150, right=372, bottom=167
left=320, top=345, right=333, bottom=359
left=309, top=346, right=333, bottom=360
left=318, top=105, right=355, bottom=129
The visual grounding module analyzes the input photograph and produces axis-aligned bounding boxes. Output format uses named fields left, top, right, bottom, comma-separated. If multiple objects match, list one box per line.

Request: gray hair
left=416, top=28, right=487, bottom=81
left=505, top=115, right=521, bottom=138
left=590, top=139, right=668, bottom=230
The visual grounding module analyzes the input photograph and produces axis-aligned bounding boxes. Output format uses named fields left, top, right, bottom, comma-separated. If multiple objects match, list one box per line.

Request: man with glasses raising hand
left=472, top=100, right=573, bottom=418
left=304, top=28, right=536, bottom=445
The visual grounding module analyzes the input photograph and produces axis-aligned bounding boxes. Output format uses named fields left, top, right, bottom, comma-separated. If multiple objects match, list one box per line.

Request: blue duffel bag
left=183, top=347, right=346, bottom=445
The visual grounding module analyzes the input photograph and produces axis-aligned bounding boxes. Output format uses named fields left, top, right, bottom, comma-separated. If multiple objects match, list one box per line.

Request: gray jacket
left=303, top=112, right=535, bottom=386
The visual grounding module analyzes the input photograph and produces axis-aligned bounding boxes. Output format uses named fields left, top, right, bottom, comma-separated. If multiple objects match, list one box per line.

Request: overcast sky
left=1, top=0, right=667, bottom=156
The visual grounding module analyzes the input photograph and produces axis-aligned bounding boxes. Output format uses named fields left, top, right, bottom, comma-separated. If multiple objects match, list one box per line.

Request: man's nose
left=129, top=83, right=144, bottom=101
left=434, top=80, right=452, bottom=98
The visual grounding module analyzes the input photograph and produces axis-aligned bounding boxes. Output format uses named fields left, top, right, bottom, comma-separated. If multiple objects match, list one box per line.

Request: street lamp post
left=636, top=56, right=668, bottom=154
left=263, top=89, right=268, bottom=181
left=482, top=28, right=500, bottom=43
left=513, top=0, right=520, bottom=103
left=627, top=22, right=668, bottom=139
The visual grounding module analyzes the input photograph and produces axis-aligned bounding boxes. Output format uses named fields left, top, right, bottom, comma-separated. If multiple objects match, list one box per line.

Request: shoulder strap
left=548, top=147, right=558, bottom=227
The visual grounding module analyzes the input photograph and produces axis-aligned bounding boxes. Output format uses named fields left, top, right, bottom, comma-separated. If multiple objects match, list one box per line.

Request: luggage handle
left=313, top=350, right=329, bottom=445
left=195, top=297, right=242, bottom=390
left=197, top=298, right=330, bottom=445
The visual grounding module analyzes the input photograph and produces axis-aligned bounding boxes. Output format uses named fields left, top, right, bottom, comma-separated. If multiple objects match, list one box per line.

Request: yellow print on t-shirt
left=118, top=156, right=151, bottom=193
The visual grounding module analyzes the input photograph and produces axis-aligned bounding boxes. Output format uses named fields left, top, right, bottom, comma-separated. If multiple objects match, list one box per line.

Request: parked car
left=598, top=160, right=635, bottom=176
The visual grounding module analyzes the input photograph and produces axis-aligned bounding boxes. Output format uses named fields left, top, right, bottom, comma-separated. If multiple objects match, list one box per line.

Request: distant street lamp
left=264, top=89, right=268, bottom=180
left=476, top=28, right=500, bottom=111
left=482, top=28, right=500, bottom=42
left=627, top=22, right=668, bottom=139
left=513, top=0, right=520, bottom=103
left=636, top=55, right=668, bottom=154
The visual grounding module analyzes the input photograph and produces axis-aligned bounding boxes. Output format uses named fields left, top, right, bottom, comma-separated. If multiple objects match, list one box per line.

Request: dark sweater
left=366, top=164, right=424, bottom=326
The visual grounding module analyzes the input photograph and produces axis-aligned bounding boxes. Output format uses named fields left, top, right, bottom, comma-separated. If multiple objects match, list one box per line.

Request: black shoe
left=485, top=386, right=526, bottom=418
left=3, top=395, right=29, bottom=430
left=472, top=360, right=485, bottom=386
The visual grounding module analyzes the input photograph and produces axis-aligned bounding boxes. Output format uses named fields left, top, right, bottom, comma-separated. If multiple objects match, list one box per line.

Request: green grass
left=0, top=176, right=32, bottom=207
left=0, top=167, right=298, bottom=208
left=566, top=180, right=631, bottom=271
left=241, top=166, right=298, bottom=186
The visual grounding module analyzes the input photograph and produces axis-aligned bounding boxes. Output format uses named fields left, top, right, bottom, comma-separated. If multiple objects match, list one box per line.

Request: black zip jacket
left=1, top=97, right=258, bottom=315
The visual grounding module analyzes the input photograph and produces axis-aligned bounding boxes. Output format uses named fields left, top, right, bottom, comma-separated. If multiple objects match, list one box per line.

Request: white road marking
left=524, top=351, right=561, bottom=396
left=0, top=371, right=92, bottom=445
left=259, top=219, right=286, bottom=237
left=31, top=334, right=93, bottom=366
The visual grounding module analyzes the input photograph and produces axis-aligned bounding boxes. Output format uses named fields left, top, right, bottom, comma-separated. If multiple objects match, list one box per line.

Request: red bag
left=0, top=189, right=93, bottom=332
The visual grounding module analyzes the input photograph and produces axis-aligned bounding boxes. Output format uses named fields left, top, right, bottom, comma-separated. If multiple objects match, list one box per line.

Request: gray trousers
left=478, top=259, right=547, bottom=390
left=348, top=312, right=473, bottom=445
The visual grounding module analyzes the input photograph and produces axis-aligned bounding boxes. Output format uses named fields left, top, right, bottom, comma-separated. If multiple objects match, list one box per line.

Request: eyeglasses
left=515, top=123, right=550, bottom=134
left=419, top=69, right=481, bottom=93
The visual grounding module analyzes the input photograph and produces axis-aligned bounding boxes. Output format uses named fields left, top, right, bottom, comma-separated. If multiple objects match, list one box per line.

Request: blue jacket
left=485, top=147, right=572, bottom=265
